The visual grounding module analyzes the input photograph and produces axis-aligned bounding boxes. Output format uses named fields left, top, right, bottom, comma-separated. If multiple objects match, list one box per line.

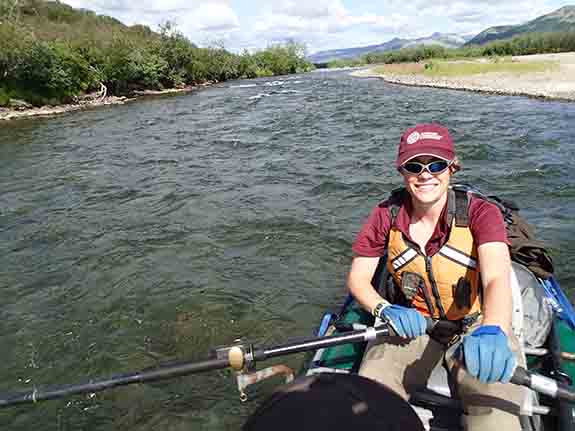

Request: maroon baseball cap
left=396, top=123, right=455, bottom=167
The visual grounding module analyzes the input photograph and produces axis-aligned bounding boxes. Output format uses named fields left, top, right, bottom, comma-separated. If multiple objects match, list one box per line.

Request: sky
left=60, top=0, right=574, bottom=54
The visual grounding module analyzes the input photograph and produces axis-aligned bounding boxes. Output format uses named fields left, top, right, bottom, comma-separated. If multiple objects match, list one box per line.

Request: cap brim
left=396, top=150, right=453, bottom=167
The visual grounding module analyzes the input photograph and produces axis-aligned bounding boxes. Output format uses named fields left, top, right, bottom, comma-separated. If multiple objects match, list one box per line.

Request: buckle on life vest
left=428, top=312, right=481, bottom=346
left=402, top=271, right=436, bottom=316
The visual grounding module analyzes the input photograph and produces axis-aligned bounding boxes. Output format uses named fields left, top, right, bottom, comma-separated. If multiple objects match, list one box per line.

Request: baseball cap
left=396, top=123, right=455, bottom=167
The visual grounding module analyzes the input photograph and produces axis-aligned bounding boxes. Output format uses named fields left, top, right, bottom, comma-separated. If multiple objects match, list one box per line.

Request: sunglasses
left=401, top=159, right=452, bottom=175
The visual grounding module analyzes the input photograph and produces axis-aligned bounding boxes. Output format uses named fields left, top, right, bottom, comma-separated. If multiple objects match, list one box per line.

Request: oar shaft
left=0, top=358, right=231, bottom=407
left=258, top=326, right=389, bottom=360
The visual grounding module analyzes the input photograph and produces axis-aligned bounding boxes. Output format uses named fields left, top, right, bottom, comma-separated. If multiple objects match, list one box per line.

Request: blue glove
left=380, top=304, right=427, bottom=339
left=462, top=325, right=516, bottom=384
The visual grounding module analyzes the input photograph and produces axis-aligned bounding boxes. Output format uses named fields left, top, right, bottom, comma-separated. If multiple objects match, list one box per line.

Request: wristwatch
left=372, top=300, right=390, bottom=318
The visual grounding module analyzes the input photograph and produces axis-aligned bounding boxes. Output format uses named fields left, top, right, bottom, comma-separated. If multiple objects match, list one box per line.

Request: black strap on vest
left=387, top=187, right=408, bottom=225
left=454, top=189, right=469, bottom=227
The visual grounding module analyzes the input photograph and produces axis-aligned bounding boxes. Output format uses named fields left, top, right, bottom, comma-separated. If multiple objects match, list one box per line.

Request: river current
left=1, top=70, right=575, bottom=430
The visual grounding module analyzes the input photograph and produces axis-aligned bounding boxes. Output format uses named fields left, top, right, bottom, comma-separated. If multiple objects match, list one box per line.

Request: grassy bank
left=371, top=58, right=559, bottom=77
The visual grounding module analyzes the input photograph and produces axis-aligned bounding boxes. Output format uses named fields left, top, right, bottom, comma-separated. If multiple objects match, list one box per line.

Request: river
left=1, top=70, right=575, bottom=430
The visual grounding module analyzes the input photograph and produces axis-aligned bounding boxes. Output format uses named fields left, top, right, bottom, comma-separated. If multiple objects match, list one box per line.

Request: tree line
left=328, top=32, right=575, bottom=68
left=0, top=1, right=313, bottom=107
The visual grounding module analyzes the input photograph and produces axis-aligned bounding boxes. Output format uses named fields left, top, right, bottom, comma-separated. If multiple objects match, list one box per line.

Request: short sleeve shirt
left=352, top=194, right=509, bottom=257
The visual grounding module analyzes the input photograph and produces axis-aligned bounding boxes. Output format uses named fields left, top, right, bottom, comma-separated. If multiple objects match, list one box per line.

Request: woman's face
left=400, top=155, right=452, bottom=207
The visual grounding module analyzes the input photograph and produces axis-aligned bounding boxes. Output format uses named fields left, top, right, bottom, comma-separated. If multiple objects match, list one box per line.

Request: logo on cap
left=406, top=131, right=420, bottom=145
left=406, top=131, right=442, bottom=145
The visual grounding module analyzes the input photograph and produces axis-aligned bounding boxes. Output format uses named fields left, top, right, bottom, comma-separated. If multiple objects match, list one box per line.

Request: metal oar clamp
left=213, top=340, right=294, bottom=402
left=212, top=339, right=254, bottom=372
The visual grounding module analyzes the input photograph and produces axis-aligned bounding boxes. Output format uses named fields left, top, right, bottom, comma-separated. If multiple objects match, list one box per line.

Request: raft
left=303, top=263, right=575, bottom=431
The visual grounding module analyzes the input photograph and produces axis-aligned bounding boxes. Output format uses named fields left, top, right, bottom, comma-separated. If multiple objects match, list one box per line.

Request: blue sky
left=61, top=0, right=573, bottom=54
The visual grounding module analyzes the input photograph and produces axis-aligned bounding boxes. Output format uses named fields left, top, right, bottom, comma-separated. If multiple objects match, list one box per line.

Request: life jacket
left=385, top=186, right=482, bottom=321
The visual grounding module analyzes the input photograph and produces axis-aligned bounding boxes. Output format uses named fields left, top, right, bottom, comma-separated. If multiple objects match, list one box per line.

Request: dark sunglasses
left=401, top=159, right=452, bottom=175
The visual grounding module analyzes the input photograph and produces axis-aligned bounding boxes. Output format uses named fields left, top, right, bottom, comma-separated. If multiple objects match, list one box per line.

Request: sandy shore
left=0, top=84, right=212, bottom=122
left=351, top=52, right=575, bottom=101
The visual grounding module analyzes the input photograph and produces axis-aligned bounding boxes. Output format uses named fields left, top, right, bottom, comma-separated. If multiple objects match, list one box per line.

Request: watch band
left=372, top=300, right=390, bottom=318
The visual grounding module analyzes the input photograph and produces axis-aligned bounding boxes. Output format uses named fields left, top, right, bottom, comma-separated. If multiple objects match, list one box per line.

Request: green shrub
left=0, top=87, right=11, bottom=107
left=8, top=40, right=99, bottom=104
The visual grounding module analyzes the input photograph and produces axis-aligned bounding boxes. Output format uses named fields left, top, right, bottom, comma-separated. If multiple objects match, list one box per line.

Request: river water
left=1, top=70, right=575, bottom=430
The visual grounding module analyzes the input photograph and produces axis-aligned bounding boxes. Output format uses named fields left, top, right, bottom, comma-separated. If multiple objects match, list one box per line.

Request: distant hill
left=308, top=32, right=473, bottom=63
left=466, top=5, right=575, bottom=45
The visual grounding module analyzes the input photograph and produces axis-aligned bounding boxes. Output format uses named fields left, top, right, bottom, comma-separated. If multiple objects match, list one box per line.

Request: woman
left=347, top=123, right=524, bottom=430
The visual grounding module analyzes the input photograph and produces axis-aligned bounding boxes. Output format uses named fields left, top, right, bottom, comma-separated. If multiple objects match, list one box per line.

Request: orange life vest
left=386, top=188, right=482, bottom=320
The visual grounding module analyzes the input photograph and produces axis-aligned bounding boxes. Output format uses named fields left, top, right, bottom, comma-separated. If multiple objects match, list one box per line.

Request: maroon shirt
left=352, top=195, right=509, bottom=257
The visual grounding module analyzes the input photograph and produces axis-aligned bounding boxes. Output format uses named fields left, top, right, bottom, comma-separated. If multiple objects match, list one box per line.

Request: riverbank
left=351, top=52, right=575, bottom=101
left=0, top=83, right=213, bottom=122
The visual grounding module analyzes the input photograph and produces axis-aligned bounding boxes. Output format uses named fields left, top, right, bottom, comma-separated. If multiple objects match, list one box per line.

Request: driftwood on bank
left=73, top=83, right=108, bottom=104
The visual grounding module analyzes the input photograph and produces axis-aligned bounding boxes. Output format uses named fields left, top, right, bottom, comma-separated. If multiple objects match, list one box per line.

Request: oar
left=1, top=323, right=574, bottom=408
left=0, top=326, right=391, bottom=408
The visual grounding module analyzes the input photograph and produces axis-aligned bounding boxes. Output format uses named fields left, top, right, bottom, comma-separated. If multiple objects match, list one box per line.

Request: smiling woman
left=348, top=123, right=523, bottom=430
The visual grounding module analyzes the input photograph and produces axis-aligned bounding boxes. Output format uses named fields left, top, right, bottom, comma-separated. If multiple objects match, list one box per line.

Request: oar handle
left=423, top=317, right=575, bottom=403
left=511, top=366, right=575, bottom=403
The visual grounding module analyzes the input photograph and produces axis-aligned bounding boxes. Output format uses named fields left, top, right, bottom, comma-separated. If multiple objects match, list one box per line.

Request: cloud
left=254, top=0, right=404, bottom=41
left=183, top=3, right=239, bottom=32
left=61, top=0, right=239, bottom=33
left=270, top=0, right=347, bottom=19
left=414, top=0, right=550, bottom=24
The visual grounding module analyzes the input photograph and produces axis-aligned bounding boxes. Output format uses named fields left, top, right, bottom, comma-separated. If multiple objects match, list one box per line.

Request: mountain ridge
left=308, top=33, right=472, bottom=63
left=466, top=5, right=575, bottom=45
